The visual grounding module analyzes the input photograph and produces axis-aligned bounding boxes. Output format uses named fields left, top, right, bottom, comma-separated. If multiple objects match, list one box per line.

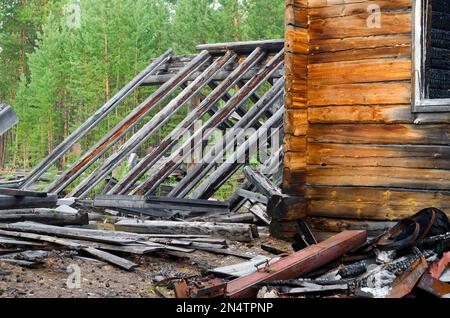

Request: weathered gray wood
left=142, top=69, right=284, bottom=85
left=243, top=166, right=284, bottom=199
left=70, top=52, right=235, bottom=198
left=0, top=209, right=88, bottom=226
left=115, top=219, right=257, bottom=243
left=82, top=247, right=137, bottom=270
left=0, top=194, right=58, bottom=209
left=91, top=195, right=229, bottom=215
left=21, top=50, right=173, bottom=189
left=0, top=188, right=47, bottom=198
left=170, top=78, right=284, bottom=198
left=139, top=241, right=195, bottom=253
left=68, top=239, right=163, bottom=255
left=0, top=105, right=18, bottom=136
left=48, top=50, right=211, bottom=195
left=196, top=247, right=255, bottom=259
left=191, top=108, right=284, bottom=200
left=0, top=222, right=138, bottom=245
left=248, top=203, right=271, bottom=226
left=111, top=48, right=266, bottom=195
left=197, top=39, right=285, bottom=54
left=287, top=283, right=348, bottom=294
left=218, top=213, right=257, bottom=224
left=0, top=235, right=44, bottom=247
left=236, top=189, right=269, bottom=205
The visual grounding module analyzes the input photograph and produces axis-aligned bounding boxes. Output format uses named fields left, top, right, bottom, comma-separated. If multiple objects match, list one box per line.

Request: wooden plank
left=307, top=143, right=450, bottom=169
left=307, top=124, right=450, bottom=145
left=0, top=209, right=89, bottom=226
left=310, top=45, right=411, bottom=64
left=196, top=39, right=285, bottom=54
left=0, top=222, right=140, bottom=245
left=115, top=220, right=257, bottom=243
left=285, top=109, right=308, bottom=136
left=309, top=59, right=411, bottom=85
left=0, top=188, right=47, bottom=198
left=308, top=0, right=406, bottom=8
left=309, top=0, right=412, bottom=20
left=306, top=217, right=396, bottom=235
left=82, top=247, right=137, bottom=270
left=0, top=194, right=58, bottom=209
left=308, top=105, right=414, bottom=124
left=308, top=82, right=411, bottom=106
left=310, top=34, right=412, bottom=54
left=309, top=12, right=412, bottom=40
left=307, top=165, right=450, bottom=190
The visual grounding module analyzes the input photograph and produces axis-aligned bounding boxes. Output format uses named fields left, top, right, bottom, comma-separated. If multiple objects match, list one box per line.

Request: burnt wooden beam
left=169, top=78, right=284, bottom=198
left=110, top=48, right=266, bottom=195
left=68, top=52, right=234, bottom=198
left=133, top=51, right=285, bottom=196
left=142, top=69, right=283, bottom=86
left=0, top=209, right=88, bottom=226
left=91, top=195, right=229, bottom=214
left=243, top=166, right=285, bottom=199
left=0, top=105, right=18, bottom=136
left=47, top=50, right=211, bottom=195
left=197, top=39, right=285, bottom=54
left=190, top=107, right=284, bottom=200
left=21, top=49, right=173, bottom=189
left=0, top=188, right=48, bottom=198
left=0, top=194, right=58, bottom=209
left=115, top=219, right=258, bottom=243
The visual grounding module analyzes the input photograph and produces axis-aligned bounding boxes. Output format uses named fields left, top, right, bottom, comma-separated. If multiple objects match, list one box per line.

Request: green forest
left=0, top=0, right=285, bottom=172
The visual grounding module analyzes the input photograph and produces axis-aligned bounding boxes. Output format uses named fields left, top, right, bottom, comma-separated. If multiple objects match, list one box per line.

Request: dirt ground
left=0, top=238, right=292, bottom=298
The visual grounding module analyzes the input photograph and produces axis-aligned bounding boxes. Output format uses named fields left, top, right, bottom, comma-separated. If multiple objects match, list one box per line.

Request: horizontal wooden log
left=308, top=82, right=411, bottom=106
left=0, top=188, right=47, bottom=198
left=0, top=194, right=58, bottom=209
left=309, top=59, right=411, bottom=85
left=308, top=105, right=414, bottom=124
left=308, top=0, right=409, bottom=8
left=309, top=12, right=412, bottom=40
left=308, top=0, right=412, bottom=20
left=310, top=45, right=411, bottom=64
left=115, top=220, right=257, bottom=243
left=196, top=39, right=285, bottom=54
left=0, top=209, right=89, bottom=226
left=0, top=222, right=143, bottom=245
left=285, top=109, right=308, bottom=136
left=286, top=3, right=308, bottom=28
left=285, top=26, right=309, bottom=54
left=307, top=166, right=450, bottom=190
left=307, top=144, right=450, bottom=169
left=307, top=124, right=450, bottom=145
left=310, top=34, right=412, bottom=54
left=306, top=217, right=395, bottom=236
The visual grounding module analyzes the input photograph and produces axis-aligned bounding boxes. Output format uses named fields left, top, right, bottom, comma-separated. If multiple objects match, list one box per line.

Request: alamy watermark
left=64, top=0, right=81, bottom=30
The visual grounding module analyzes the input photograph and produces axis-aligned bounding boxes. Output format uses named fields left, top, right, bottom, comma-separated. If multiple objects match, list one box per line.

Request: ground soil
left=0, top=238, right=292, bottom=298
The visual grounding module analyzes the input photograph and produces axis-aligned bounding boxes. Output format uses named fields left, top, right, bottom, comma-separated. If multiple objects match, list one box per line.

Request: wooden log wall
left=282, top=0, right=450, bottom=239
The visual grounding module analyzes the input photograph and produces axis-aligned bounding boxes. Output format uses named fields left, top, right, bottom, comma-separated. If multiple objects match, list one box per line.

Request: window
left=413, top=0, right=450, bottom=112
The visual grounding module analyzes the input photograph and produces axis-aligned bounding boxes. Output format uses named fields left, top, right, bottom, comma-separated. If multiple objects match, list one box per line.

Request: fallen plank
left=68, top=239, right=164, bottom=255
left=195, top=247, right=255, bottom=260
left=115, top=220, right=257, bottom=243
left=0, top=188, right=47, bottom=198
left=218, top=213, right=256, bottom=224
left=82, top=247, right=137, bottom=270
left=0, top=222, right=138, bottom=245
left=0, top=259, right=38, bottom=268
left=0, top=229, right=137, bottom=270
left=0, top=235, right=44, bottom=247
left=139, top=241, right=195, bottom=253
left=0, top=209, right=88, bottom=226
left=225, top=230, right=367, bottom=298
left=0, top=194, right=58, bottom=209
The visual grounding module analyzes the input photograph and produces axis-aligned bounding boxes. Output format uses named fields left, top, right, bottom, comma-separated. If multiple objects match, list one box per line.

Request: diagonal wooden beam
left=21, top=49, right=173, bottom=189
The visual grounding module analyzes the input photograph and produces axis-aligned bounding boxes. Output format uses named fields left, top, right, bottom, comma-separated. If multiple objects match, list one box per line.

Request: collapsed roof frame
left=18, top=40, right=285, bottom=202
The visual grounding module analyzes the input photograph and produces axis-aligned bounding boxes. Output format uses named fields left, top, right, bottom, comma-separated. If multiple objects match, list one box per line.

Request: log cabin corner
left=279, top=0, right=450, bottom=240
